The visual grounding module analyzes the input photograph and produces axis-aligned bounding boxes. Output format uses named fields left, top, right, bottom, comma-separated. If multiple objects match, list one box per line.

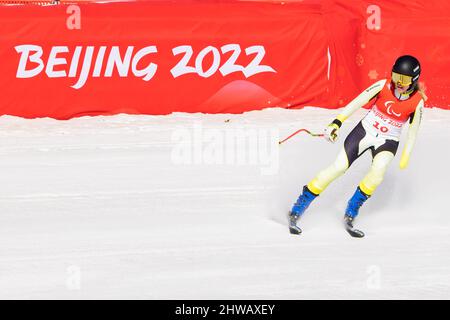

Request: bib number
left=373, top=121, right=388, bottom=133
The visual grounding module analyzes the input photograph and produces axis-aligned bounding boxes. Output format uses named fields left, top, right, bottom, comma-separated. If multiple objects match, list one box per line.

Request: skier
left=289, top=55, right=426, bottom=237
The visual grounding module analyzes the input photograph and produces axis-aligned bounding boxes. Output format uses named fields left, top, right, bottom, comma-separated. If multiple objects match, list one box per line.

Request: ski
left=344, top=216, right=365, bottom=238
left=288, top=212, right=302, bottom=235
left=345, top=226, right=365, bottom=238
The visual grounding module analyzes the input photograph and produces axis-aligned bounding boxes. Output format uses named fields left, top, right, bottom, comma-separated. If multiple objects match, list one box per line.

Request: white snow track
left=0, top=107, right=449, bottom=299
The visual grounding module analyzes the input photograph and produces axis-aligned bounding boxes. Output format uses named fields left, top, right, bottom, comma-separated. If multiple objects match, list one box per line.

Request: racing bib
left=362, top=82, right=422, bottom=139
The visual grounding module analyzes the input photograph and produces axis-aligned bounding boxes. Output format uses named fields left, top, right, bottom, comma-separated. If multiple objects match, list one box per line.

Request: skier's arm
left=325, top=79, right=386, bottom=142
left=399, top=99, right=424, bottom=169
left=336, top=79, right=387, bottom=123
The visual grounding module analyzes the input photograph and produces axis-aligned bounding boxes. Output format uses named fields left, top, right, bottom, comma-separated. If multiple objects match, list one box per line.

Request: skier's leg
left=290, top=122, right=365, bottom=215
left=289, top=122, right=368, bottom=234
left=306, top=148, right=349, bottom=195
left=291, top=148, right=348, bottom=215
left=346, top=151, right=394, bottom=218
left=306, top=121, right=368, bottom=195
left=344, top=151, right=395, bottom=237
left=288, top=148, right=350, bottom=234
left=359, top=150, right=396, bottom=197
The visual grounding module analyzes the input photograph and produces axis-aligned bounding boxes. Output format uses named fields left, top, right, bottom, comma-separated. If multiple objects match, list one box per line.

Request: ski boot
left=289, top=186, right=318, bottom=235
left=344, top=187, right=370, bottom=238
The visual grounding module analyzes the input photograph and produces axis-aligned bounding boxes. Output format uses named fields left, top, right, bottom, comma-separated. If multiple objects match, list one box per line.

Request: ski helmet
left=391, top=55, right=421, bottom=94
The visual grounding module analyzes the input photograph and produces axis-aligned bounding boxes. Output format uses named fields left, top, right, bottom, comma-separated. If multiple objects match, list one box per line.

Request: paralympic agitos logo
left=15, top=44, right=276, bottom=89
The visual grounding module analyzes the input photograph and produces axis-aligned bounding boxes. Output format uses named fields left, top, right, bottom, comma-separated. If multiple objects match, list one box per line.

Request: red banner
left=0, top=0, right=449, bottom=120
left=0, top=1, right=330, bottom=119
left=324, top=0, right=450, bottom=109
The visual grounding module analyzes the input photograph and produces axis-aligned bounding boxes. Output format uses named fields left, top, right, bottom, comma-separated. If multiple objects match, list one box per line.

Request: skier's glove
left=324, top=119, right=342, bottom=143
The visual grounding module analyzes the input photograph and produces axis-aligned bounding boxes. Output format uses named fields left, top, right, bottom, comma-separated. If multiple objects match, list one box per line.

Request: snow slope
left=0, top=107, right=449, bottom=299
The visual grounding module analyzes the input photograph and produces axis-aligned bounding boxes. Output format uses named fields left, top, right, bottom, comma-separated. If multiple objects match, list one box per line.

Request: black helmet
left=391, top=55, right=421, bottom=93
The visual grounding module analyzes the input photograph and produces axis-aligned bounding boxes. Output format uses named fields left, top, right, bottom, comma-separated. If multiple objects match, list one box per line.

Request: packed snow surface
left=0, top=107, right=449, bottom=299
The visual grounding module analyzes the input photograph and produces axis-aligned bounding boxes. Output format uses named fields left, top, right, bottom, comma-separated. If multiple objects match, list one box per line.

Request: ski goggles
left=391, top=72, right=413, bottom=87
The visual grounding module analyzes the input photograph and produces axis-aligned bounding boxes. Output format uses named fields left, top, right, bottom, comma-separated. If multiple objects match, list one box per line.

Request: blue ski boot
left=289, top=186, right=318, bottom=235
left=344, top=187, right=370, bottom=238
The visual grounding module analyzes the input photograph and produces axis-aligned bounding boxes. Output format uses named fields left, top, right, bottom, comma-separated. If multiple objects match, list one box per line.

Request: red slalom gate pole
left=278, top=128, right=324, bottom=145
